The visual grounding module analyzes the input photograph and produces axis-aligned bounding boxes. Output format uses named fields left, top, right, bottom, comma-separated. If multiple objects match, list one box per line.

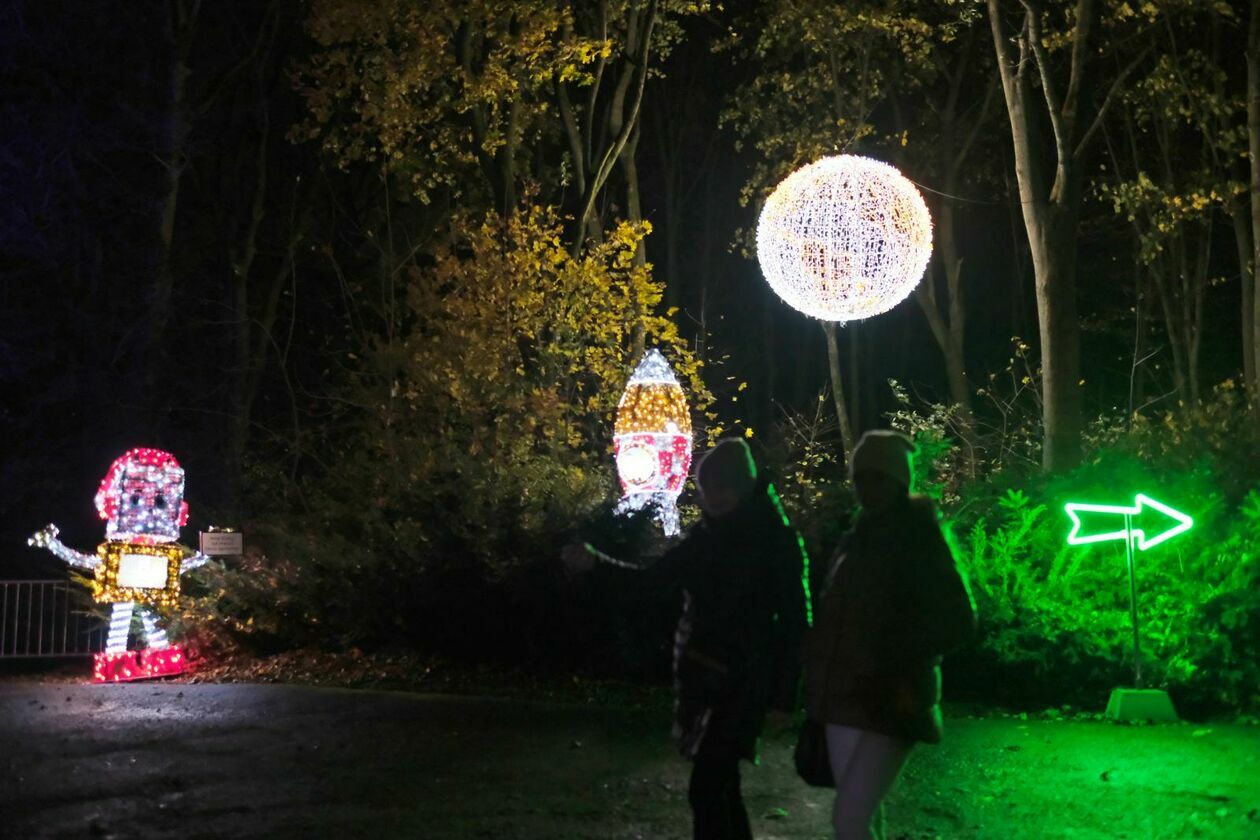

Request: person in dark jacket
left=803, top=430, right=975, bottom=840
left=566, top=437, right=812, bottom=840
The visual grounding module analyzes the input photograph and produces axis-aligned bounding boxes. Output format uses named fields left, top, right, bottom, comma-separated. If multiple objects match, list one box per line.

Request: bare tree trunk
left=620, top=123, right=647, bottom=357
left=227, top=221, right=261, bottom=511
left=499, top=99, right=520, bottom=212
left=152, top=0, right=200, bottom=363
left=989, top=0, right=1124, bottom=470
left=1128, top=255, right=1149, bottom=417
left=649, top=71, right=717, bottom=317
left=1028, top=210, right=1084, bottom=465
left=1187, top=222, right=1209, bottom=404
left=1150, top=256, right=1189, bottom=403
left=655, top=107, right=682, bottom=310
left=1004, top=164, right=1032, bottom=341
left=848, top=322, right=861, bottom=432
left=621, top=131, right=643, bottom=266
left=570, top=0, right=658, bottom=256
left=823, top=322, right=855, bottom=462
left=762, top=296, right=776, bottom=433
left=914, top=253, right=974, bottom=419
left=696, top=166, right=715, bottom=371
left=1232, top=207, right=1255, bottom=397
left=227, top=89, right=306, bottom=511
left=904, top=30, right=992, bottom=427
left=939, top=188, right=975, bottom=412
left=793, top=321, right=813, bottom=407
left=1248, top=0, right=1260, bottom=415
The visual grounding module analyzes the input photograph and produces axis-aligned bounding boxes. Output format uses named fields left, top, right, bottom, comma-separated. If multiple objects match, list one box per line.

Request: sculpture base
left=93, top=646, right=187, bottom=683
left=1105, top=688, right=1178, bottom=723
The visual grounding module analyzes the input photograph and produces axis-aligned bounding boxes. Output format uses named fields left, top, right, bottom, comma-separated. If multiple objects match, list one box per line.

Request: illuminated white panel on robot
left=756, top=155, right=932, bottom=322
left=116, top=553, right=169, bottom=589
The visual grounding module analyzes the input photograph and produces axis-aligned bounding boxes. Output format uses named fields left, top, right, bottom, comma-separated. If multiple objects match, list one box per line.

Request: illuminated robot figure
left=28, top=448, right=210, bottom=682
left=614, top=349, right=693, bottom=536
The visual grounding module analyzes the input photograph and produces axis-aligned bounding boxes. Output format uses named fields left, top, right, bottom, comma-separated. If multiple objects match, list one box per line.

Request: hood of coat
left=701, top=476, right=775, bottom=530
left=853, top=494, right=936, bottom=531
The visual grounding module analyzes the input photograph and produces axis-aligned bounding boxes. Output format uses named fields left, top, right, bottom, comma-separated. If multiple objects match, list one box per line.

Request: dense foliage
left=179, top=206, right=704, bottom=662
left=873, top=381, right=1260, bottom=717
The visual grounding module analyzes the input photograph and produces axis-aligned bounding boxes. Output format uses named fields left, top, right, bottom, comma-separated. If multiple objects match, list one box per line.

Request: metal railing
left=0, top=580, right=105, bottom=658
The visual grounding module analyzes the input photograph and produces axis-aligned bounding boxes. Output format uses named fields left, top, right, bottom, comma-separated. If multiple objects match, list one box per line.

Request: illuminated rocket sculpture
left=614, top=349, right=693, bottom=536
left=28, top=448, right=211, bottom=682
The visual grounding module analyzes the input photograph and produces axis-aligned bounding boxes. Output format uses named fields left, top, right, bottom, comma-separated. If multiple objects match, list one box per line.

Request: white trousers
left=825, top=723, right=913, bottom=840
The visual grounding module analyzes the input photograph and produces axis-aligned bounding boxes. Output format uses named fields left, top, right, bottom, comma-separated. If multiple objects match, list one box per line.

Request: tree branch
left=1061, top=0, right=1096, bottom=136
left=914, top=275, right=950, bottom=351
left=555, top=66, right=586, bottom=194
left=988, top=0, right=1018, bottom=100
left=1021, top=0, right=1070, bottom=165
left=583, top=0, right=608, bottom=171
left=575, top=0, right=657, bottom=254
left=954, top=70, right=1000, bottom=172
left=1072, top=45, right=1151, bottom=161
left=456, top=23, right=504, bottom=206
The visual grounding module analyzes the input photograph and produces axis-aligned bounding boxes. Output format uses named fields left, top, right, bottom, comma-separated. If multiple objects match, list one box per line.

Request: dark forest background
left=3, top=1, right=1258, bottom=714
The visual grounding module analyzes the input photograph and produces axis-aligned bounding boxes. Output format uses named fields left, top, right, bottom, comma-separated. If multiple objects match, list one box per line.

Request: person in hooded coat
left=803, top=430, right=976, bottom=840
left=566, top=437, right=812, bottom=840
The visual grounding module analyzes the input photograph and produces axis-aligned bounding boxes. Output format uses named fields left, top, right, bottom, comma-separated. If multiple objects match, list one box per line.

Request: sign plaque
left=200, top=531, right=243, bottom=557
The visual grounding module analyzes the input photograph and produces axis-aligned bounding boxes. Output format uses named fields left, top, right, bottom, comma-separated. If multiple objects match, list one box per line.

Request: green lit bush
left=906, top=382, right=1260, bottom=717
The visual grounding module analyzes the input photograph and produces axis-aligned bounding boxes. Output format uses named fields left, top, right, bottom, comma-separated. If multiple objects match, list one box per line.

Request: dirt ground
left=1, top=681, right=1257, bottom=839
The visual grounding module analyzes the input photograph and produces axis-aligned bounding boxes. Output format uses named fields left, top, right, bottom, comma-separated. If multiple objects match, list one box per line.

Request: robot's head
left=94, top=448, right=188, bottom=543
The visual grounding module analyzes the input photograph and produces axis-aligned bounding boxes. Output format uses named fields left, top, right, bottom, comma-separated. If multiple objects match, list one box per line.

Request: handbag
left=792, top=718, right=834, bottom=788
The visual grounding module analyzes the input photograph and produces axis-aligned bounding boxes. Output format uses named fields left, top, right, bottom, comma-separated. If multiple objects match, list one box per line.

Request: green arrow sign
left=1064, top=493, right=1194, bottom=551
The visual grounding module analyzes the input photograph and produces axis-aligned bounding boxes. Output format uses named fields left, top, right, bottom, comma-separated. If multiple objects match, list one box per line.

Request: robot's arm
left=180, top=550, right=213, bottom=574
left=27, top=524, right=99, bottom=569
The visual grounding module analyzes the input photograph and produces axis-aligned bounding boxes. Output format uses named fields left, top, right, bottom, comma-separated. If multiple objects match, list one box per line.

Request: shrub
left=182, top=206, right=707, bottom=666
left=902, top=382, right=1260, bottom=716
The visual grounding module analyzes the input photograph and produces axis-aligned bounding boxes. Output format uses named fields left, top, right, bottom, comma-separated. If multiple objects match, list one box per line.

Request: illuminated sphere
left=756, top=155, right=932, bottom=322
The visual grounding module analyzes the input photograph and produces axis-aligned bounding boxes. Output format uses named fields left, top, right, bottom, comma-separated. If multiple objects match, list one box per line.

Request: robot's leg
left=95, top=602, right=183, bottom=681
left=106, top=602, right=134, bottom=653
left=139, top=608, right=169, bottom=650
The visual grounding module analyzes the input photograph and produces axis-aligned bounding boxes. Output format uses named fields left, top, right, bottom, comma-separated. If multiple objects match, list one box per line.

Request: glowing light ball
left=27, top=447, right=212, bottom=682
left=756, top=155, right=933, bottom=322
left=614, top=349, right=693, bottom=536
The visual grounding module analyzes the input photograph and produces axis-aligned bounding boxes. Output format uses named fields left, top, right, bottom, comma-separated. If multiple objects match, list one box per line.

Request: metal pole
left=60, top=583, right=69, bottom=655
left=1124, top=513, right=1142, bottom=688
left=25, top=583, right=33, bottom=655
left=37, top=581, right=45, bottom=654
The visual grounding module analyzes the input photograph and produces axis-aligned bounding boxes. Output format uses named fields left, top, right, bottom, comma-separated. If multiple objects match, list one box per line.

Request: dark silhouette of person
left=803, top=430, right=975, bottom=839
left=566, top=437, right=812, bottom=839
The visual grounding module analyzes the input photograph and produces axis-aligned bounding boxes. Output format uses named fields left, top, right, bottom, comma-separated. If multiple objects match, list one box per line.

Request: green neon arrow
left=1064, top=494, right=1194, bottom=551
